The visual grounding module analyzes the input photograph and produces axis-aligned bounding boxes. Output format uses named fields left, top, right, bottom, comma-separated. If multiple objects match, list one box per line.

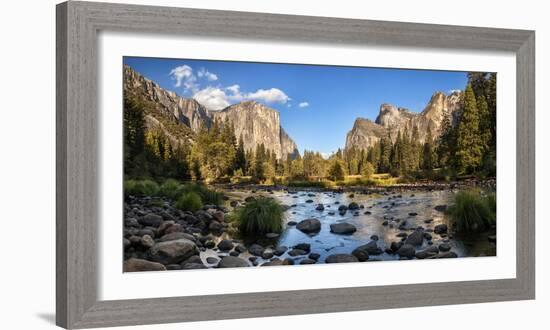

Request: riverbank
left=123, top=184, right=496, bottom=272
left=214, top=177, right=496, bottom=193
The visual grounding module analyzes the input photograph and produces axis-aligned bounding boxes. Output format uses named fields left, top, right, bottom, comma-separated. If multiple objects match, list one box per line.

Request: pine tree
left=477, top=94, right=492, bottom=152
left=400, top=126, right=412, bottom=174
left=411, top=125, right=421, bottom=170
left=455, top=84, right=483, bottom=174
left=235, top=135, right=247, bottom=174
left=486, top=73, right=497, bottom=149
left=422, top=126, right=434, bottom=171
left=437, top=109, right=454, bottom=167
left=252, top=143, right=266, bottom=182
left=379, top=133, right=392, bottom=173
left=328, top=158, right=345, bottom=181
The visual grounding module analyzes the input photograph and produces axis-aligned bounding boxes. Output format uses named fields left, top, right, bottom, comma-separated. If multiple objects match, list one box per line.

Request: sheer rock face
left=211, top=101, right=299, bottom=160
left=345, top=118, right=387, bottom=151
left=345, top=91, right=462, bottom=150
left=124, top=66, right=299, bottom=159
left=124, top=65, right=211, bottom=133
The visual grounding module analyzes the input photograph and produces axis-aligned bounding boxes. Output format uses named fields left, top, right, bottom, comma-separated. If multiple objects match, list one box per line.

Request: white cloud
left=245, top=88, right=290, bottom=104
left=448, top=89, right=462, bottom=94
left=169, top=65, right=196, bottom=90
left=298, top=101, right=309, bottom=108
left=226, top=84, right=240, bottom=95
left=197, top=68, right=218, bottom=81
left=193, top=87, right=231, bottom=111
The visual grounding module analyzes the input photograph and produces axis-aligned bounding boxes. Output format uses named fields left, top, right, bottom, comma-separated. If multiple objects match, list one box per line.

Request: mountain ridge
left=345, top=90, right=463, bottom=151
left=124, top=65, right=299, bottom=160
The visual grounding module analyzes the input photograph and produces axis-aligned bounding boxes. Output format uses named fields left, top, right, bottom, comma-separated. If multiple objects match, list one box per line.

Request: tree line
left=124, top=72, right=496, bottom=183
left=333, top=72, right=496, bottom=178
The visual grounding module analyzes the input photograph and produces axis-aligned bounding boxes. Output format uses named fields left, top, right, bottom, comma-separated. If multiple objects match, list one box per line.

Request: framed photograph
left=56, top=1, right=535, bottom=328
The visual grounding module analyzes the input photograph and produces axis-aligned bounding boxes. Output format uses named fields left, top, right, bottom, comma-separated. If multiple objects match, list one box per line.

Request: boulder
left=288, top=249, right=307, bottom=257
left=217, top=239, right=234, bottom=251
left=352, top=240, right=383, bottom=260
left=351, top=248, right=369, bottom=262
left=140, top=234, right=155, bottom=249
left=434, top=224, right=448, bottom=235
left=330, top=222, right=357, bottom=235
left=390, top=241, right=403, bottom=252
left=248, top=244, right=265, bottom=256
left=397, top=244, right=416, bottom=258
left=218, top=256, right=249, bottom=268
left=316, top=204, right=325, bottom=211
left=293, top=243, right=311, bottom=253
left=325, top=254, right=359, bottom=263
left=206, top=257, right=219, bottom=264
left=123, top=258, right=166, bottom=272
left=348, top=202, right=360, bottom=210
left=262, top=250, right=274, bottom=259
left=148, top=239, right=199, bottom=264
left=274, top=246, right=288, bottom=256
left=300, top=258, right=317, bottom=265
left=139, top=213, right=163, bottom=227
left=296, top=218, right=321, bottom=234
left=404, top=229, right=424, bottom=246
left=308, top=253, right=321, bottom=260
left=438, top=243, right=452, bottom=252
left=159, top=232, right=196, bottom=242
left=208, top=220, right=224, bottom=234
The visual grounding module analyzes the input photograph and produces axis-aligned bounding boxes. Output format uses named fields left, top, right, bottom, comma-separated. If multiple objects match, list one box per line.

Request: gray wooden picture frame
left=56, top=1, right=535, bottom=328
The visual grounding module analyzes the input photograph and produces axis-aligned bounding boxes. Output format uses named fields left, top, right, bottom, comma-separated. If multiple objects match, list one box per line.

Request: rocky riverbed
left=123, top=187, right=496, bottom=272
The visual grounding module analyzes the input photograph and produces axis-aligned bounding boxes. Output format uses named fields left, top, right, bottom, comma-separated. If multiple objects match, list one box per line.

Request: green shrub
left=448, top=190, right=495, bottom=233
left=124, top=179, right=159, bottom=197
left=175, top=192, right=203, bottom=212
left=158, top=179, right=183, bottom=199
left=147, top=198, right=164, bottom=208
left=180, top=182, right=224, bottom=205
left=235, top=197, right=285, bottom=235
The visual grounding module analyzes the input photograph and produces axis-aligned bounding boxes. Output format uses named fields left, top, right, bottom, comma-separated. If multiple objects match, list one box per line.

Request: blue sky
left=124, top=56, right=468, bottom=156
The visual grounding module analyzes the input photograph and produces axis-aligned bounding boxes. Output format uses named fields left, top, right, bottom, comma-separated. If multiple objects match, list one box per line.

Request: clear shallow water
left=204, top=188, right=496, bottom=266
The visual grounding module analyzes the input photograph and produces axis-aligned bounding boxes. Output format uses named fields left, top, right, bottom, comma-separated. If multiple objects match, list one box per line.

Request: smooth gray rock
left=330, top=222, right=357, bottom=235
left=139, top=213, right=163, bottom=227
left=397, top=244, right=416, bottom=258
left=296, top=218, right=321, bottom=234
left=434, top=223, right=448, bottom=234
left=148, top=239, right=199, bottom=264
left=123, top=258, right=166, bottom=272
left=218, top=256, right=249, bottom=268
left=325, top=254, right=359, bottom=263
left=217, top=239, right=234, bottom=251
left=404, top=229, right=424, bottom=246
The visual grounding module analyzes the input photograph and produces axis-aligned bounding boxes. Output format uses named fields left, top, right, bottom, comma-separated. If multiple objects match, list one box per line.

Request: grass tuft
left=124, top=179, right=159, bottom=197
left=235, top=197, right=285, bottom=235
left=175, top=191, right=203, bottom=212
left=158, top=179, right=183, bottom=199
left=447, top=190, right=495, bottom=233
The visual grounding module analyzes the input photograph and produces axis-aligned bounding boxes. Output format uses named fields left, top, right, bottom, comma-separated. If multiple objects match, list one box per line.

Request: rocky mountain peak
left=212, top=101, right=298, bottom=160
left=345, top=91, right=463, bottom=151
left=124, top=65, right=299, bottom=160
